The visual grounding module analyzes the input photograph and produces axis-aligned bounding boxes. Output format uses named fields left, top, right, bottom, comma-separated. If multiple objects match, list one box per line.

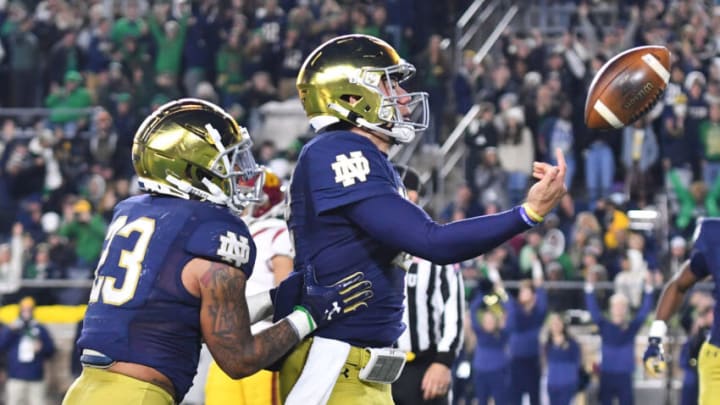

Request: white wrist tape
left=246, top=290, right=273, bottom=324
left=584, top=283, right=594, bottom=294
left=649, top=320, right=667, bottom=339
left=286, top=308, right=316, bottom=340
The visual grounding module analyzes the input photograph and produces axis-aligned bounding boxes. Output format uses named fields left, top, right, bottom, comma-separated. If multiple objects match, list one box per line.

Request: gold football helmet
left=297, top=34, right=429, bottom=143
left=132, top=98, right=263, bottom=213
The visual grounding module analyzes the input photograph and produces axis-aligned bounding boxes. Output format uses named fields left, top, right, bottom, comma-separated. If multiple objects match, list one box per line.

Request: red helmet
left=244, top=168, right=285, bottom=218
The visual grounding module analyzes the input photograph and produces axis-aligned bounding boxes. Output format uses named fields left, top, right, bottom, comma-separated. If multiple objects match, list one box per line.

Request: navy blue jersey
left=78, top=194, right=256, bottom=401
left=288, top=130, right=406, bottom=347
left=689, top=218, right=720, bottom=347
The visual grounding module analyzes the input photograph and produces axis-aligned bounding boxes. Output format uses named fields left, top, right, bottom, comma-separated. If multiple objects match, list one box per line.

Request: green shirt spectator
left=216, top=34, right=246, bottom=97
left=45, top=71, right=93, bottom=124
left=111, top=18, right=147, bottom=44
left=148, top=14, right=188, bottom=78
left=58, top=200, right=107, bottom=266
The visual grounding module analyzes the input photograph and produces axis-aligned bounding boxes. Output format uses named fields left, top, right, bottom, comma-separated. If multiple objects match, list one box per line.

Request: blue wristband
left=518, top=205, right=539, bottom=227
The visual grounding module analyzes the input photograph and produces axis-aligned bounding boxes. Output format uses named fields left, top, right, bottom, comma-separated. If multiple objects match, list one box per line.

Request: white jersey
left=247, top=218, right=294, bottom=333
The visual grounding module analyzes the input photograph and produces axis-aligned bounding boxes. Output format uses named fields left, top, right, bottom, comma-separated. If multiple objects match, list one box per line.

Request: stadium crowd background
left=0, top=0, right=717, bottom=403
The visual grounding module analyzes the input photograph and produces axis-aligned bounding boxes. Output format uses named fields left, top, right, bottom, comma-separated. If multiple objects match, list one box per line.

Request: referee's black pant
left=392, top=357, right=449, bottom=405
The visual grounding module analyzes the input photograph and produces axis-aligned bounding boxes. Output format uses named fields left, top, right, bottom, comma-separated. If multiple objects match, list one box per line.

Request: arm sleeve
left=344, top=193, right=531, bottom=265
left=435, top=265, right=464, bottom=367
left=584, top=291, right=605, bottom=327
left=185, top=220, right=257, bottom=278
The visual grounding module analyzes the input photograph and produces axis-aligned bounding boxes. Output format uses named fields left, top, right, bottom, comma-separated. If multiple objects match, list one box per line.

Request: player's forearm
left=346, top=195, right=530, bottom=265
left=223, top=320, right=300, bottom=378
left=655, top=278, right=687, bottom=322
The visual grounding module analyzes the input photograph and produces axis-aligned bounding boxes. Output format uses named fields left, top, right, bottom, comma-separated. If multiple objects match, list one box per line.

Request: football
left=584, top=45, right=671, bottom=130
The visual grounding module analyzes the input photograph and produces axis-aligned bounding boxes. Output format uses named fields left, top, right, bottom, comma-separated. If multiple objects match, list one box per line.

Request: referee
left=392, top=165, right=465, bottom=405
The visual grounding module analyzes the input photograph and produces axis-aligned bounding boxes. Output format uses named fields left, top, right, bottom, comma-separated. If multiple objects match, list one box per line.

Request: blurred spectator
left=182, top=0, right=221, bottom=98
left=621, top=118, right=659, bottom=208
left=518, top=229, right=543, bottom=279
left=698, top=103, right=720, bottom=188
left=6, top=14, right=41, bottom=107
left=497, top=106, right=534, bottom=206
left=583, top=131, right=616, bottom=210
left=277, top=28, right=305, bottom=100
left=148, top=2, right=189, bottom=81
left=464, top=103, right=497, bottom=191
left=88, top=109, right=121, bottom=179
left=45, top=70, right=93, bottom=138
left=584, top=271, right=653, bottom=405
left=668, top=171, right=719, bottom=235
left=58, top=199, right=106, bottom=272
left=454, top=51, right=482, bottom=116
left=0, top=223, right=24, bottom=300
left=439, top=184, right=483, bottom=223
left=238, top=71, right=278, bottom=131
left=416, top=34, right=449, bottom=144
left=538, top=100, right=575, bottom=190
left=544, top=313, right=582, bottom=405
left=215, top=26, right=246, bottom=108
left=469, top=284, right=509, bottom=405
left=662, top=235, right=688, bottom=278
left=47, top=30, right=84, bottom=91
left=4, top=136, right=46, bottom=202
left=473, top=147, right=508, bottom=210
left=505, top=276, right=546, bottom=405
left=110, top=0, right=147, bottom=44
left=0, top=296, right=56, bottom=405
left=660, top=93, right=696, bottom=194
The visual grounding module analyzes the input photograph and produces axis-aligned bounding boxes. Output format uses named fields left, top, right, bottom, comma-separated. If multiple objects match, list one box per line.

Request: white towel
left=284, top=337, right=351, bottom=405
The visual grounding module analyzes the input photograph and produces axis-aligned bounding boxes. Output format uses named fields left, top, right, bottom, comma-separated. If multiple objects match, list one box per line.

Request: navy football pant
left=599, top=372, right=633, bottom=405
left=509, top=356, right=540, bottom=405
left=472, top=368, right=508, bottom=405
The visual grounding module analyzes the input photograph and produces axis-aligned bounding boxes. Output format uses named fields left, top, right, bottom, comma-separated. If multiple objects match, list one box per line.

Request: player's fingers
left=555, top=147, right=567, bottom=177
left=334, top=271, right=365, bottom=289
left=341, top=289, right=374, bottom=306
left=339, top=279, right=372, bottom=295
left=540, top=167, right=559, bottom=184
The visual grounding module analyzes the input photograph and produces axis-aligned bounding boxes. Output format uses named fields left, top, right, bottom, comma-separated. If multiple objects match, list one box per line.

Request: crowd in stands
left=0, top=0, right=716, bottom=403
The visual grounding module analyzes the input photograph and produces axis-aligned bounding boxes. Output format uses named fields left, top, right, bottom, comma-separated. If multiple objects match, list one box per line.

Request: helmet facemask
left=359, top=63, right=429, bottom=143
left=329, top=62, right=428, bottom=144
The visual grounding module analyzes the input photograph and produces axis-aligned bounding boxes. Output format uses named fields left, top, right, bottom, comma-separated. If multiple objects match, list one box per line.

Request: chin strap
left=327, top=103, right=414, bottom=144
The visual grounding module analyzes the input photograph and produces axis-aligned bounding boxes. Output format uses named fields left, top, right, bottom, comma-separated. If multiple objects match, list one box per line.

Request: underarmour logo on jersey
left=325, top=301, right=342, bottom=321
left=331, top=151, right=370, bottom=187
left=217, top=231, right=250, bottom=268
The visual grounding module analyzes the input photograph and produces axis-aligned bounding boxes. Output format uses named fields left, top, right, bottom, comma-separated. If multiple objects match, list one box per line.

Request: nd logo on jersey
left=332, top=151, right=370, bottom=187
left=217, top=231, right=250, bottom=268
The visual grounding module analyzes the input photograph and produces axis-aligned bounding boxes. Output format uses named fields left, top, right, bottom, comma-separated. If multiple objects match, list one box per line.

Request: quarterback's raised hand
left=643, top=321, right=667, bottom=377
left=526, top=148, right=568, bottom=217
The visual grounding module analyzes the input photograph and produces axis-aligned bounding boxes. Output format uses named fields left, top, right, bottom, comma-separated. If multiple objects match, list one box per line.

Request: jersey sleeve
left=270, top=228, right=294, bottom=259
left=306, top=136, right=399, bottom=214
left=185, top=218, right=257, bottom=278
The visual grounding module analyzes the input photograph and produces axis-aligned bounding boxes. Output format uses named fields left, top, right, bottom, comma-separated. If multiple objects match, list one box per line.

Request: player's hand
left=643, top=337, right=666, bottom=377
left=526, top=148, right=568, bottom=217
left=421, top=362, right=452, bottom=400
left=298, top=268, right=374, bottom=329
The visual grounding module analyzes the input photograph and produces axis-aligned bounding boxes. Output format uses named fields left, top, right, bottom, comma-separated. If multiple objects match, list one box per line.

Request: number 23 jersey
left=77, top=194, right=256, bottom=401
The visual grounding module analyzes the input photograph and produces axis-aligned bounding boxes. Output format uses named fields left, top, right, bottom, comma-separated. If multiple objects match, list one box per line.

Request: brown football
left=584, top=45, right=671, bottom=130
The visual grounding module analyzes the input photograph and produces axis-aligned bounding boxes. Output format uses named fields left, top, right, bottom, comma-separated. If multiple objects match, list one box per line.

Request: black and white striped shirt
left=397, top=257, right=465, bottom=367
